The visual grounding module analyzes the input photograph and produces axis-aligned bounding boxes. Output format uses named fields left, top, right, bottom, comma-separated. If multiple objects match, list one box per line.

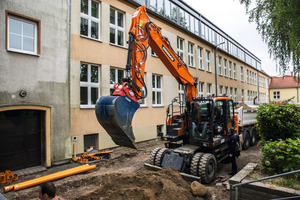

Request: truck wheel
left=155, top=148, right=168, bottom=167
left=199, top=153, right=217, bottom=184
left=242, top=129, right=250, bottom=150
left=190, top=152, right=204, bottom=176
left=149, top=147, right=161, bottom=165
left=250, top=127, right=256, bottom=146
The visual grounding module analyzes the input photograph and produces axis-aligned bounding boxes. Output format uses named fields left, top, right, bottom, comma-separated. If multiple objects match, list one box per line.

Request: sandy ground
left=2, top=139, right=262, bottom=200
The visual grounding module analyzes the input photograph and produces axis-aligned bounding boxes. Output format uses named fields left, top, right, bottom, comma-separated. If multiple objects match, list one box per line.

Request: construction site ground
left=2, top=139, right=262, bottom=200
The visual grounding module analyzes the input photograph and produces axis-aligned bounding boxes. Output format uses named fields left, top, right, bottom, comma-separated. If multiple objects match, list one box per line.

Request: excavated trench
left=2, top=140, right=261, bottom=200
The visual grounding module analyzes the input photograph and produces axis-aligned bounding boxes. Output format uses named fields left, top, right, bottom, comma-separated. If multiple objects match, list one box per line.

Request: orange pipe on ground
left=4, top=164, right=91, bottom=192
left=4, top=164, right=96, bottom=192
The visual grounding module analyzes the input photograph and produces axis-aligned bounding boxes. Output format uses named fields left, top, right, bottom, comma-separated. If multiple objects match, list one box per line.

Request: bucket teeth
left=95, top=95, right=140, bottom=149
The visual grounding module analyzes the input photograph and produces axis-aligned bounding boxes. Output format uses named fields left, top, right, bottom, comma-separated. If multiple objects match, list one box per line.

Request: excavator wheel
left=149, top=147, right=162, bottom=165
left=198, top=153, right=217, bottom=184
left=154, top=148, right=168, bottom=167
left=190, top=152, right=204, bottom=176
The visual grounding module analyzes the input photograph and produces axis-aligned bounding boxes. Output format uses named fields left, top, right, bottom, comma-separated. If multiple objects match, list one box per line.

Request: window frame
left=110, top=67, right=125, bottom=95
left=152, top=74, right=162, bottom=106
left=178, top=84, right=185, bottom=106
left=177, top=37, right=184, bottom=61
left=199, top=82, right=204, bottom=97
left=273, top=91, right=280, bottom=99
left=197, top=46, right=203, bottom=70
left=224, top=58, right=227, bottom=77
left=218, top=56, right=222, bottom=75
left=206, top=50, right=211, bottom=72
left=233, top=63, right=237, bottom=80
left=80, top=0, right=100, bottom=40
left=207, top=83, right=212, bottom=96
left=109, top=7, right=125, bottom=47
left=80, top=63, right=100, bottom=108
left=6, top=10, right=41, bottom=55
left=241, top=66, right=244, bottom=82
left=229, top=61, right=232, bottom=78
left=188, top=42, right=195, bottom=67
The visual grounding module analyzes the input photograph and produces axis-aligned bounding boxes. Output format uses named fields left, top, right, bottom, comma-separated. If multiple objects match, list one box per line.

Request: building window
left=218, top=56, right=222, bottom=75
left=152, top=74, right=162, bottom=106
left=80, top=63, right=100, bottom=108
left=273, top=91, right=280, bottom=99
left=219, top=85, right=223, bottom=96
left=177, top=38, right=184, bottom=61
left=224, top=59, right=227, bottom=77
left=110, top=8, right=124, bottom=46
left=207, top=83, right=212, bottom=96
left=80, top=0, right=100, bottom=39
left=206, top=50, right=211, bottom=72
left=247, top=70, right=249, bottom=83
left=84, top=134, right=98, bottom=151
left=234, top=88, right=237, bottom=101
left=197, top=47, right=203, bottom=70
left=241, top=67, right=244, bottom=82
left=199, top=82, right=204, bottom=97
left=229, top=61, right=232, bottom=78
left=188, top=42, right=194, bottom=67
left=225, top=87, right=228, bottom=96
left=6, top=12, right=40, bottom=55
left=241, top=89, right=244, bottom=100
left=233, top=63, right=236, bottom=79
left=230, top=87, right=233, bottom=99
left=178, top=84, right=185, bottom=105
left=110, top=68, right=124, bottom=95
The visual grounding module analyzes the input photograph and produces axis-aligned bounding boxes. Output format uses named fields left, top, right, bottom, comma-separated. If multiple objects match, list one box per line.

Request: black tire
left=249, top=127, right=256, bottom=146
left=190, top=152, right=204, bottom=176
left=155, top=148, right=168, bottom=167
left=242, top=129, right=250, bottom=150
left=149, top=147, right=161, bottom=165
left=199, top=153, right=217, bottom=184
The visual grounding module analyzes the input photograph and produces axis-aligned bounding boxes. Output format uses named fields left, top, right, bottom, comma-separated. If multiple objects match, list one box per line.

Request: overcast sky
left=183, top=0, right=281, bottom=76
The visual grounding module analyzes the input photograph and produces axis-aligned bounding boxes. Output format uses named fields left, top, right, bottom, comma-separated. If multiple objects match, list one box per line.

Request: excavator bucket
left=95, top=95, right=140, bottom=149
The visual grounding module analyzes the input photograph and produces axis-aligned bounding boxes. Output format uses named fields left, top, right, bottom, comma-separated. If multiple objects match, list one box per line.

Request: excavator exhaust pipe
left=95, top=95, right=140, bottom=149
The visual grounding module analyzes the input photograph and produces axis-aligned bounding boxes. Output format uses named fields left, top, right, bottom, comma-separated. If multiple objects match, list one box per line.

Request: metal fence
left=232, top=169, right=300, bottom=200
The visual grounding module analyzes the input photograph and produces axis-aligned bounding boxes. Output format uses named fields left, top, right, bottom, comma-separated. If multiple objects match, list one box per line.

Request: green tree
left=240, top=0, right=300, bottom=75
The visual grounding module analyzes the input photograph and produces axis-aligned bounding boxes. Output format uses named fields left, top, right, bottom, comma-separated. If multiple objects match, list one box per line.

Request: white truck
left=235, top=103, right=258, bottom=150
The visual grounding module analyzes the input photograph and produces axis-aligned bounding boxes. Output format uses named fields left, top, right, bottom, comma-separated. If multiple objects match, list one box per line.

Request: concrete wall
left=0, top=0, right=71, bottom=165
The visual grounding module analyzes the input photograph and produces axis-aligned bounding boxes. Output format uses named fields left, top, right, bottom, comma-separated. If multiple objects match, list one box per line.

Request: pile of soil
left=71, top=168, right=204, bottom=200
left=235, top=102, right=256, bottom=110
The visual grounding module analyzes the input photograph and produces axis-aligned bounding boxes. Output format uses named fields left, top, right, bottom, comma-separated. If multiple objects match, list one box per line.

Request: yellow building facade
left=269, top=73, right=300, bottom=102
left=70, top=0, right=270, bottom=154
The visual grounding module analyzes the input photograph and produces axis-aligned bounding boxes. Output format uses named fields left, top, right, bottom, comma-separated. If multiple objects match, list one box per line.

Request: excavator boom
left=96, top=6, right=196, bottom=149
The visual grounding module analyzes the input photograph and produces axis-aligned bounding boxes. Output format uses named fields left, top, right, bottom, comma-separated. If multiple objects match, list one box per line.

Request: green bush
left=261, top=138, right=300, bottom=175
left=256, top=103, right=300, bottom=141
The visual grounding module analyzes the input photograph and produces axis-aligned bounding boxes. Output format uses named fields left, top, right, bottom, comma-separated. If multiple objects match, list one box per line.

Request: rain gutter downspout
left=68, top=0, right=72, bottom=134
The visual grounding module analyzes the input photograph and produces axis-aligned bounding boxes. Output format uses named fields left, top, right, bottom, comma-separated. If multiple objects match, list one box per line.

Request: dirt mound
left=71, top=168, right=207, bottom=200
left=235, top=102, right=255, bottom=110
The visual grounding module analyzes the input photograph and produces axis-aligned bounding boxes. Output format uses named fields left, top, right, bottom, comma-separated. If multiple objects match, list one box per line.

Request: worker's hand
left=229, top=154, right=232, bottom=157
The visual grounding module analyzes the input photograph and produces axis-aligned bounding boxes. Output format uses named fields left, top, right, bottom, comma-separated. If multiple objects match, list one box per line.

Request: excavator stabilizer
left=95, top=96, right=140, bottom=149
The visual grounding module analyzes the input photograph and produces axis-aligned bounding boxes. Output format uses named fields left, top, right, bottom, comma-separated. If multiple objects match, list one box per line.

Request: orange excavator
left=96, top=6, right=238, bottom=183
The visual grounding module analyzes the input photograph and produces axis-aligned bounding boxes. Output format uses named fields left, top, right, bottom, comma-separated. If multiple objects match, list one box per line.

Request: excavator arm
left=96, top=6, right=196, bottom=149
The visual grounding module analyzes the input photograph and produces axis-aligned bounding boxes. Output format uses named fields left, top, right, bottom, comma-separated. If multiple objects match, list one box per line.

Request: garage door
left=0, top=110, right=42, bottom=171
